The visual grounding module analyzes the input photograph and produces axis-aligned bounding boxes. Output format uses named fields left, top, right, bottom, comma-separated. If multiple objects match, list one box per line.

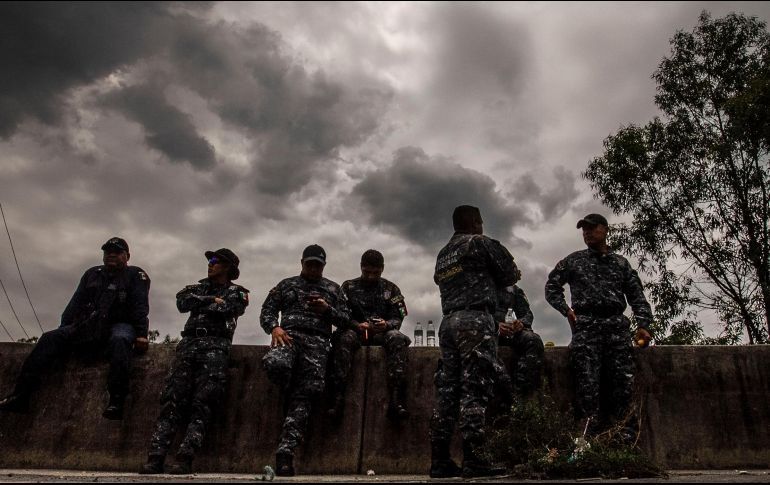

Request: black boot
left=0, top=391, right=31, bottom=414
left=139, top=454, right=165, bottom=474
left=387, top=382, right=408, bottom=420
left=462, top=439, right=506, bottom=478
left=429, top=440, right=461, bottom=478
left=166, top=454, right=192, bottom=475
left=276, top=452, right=295, bottom=477
left=102, top=393, right=124, bottom=420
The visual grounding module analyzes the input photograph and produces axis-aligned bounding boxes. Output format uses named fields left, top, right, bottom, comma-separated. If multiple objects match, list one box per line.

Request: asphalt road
left=1, top=469, right=769, bottom=483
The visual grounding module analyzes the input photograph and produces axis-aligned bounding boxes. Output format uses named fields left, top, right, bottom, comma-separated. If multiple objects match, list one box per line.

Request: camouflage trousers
left=430, top=310, right=497, bottom=445
left=570, top=315, right=634, bottom=435
left=493, top=328, right=545, bottom=402
left=148, top=336, right=229, bottom=459
left=329, top=328, right=411, bottom=395
left=262, top=330, right=330, bottom=456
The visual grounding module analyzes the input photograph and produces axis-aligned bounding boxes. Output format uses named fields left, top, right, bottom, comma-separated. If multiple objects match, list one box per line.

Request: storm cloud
left=351, top=146, right=532, bottom=251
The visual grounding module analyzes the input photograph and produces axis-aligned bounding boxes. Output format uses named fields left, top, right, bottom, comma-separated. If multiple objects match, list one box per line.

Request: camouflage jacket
left=494, top=284, right=534, bottom=329
left=260, top=275, right=352, bottom=337
left=545, top=248, right=652, bottom=329
left=342, top=277, right=407, bottom=332
left=176, top=279, right=250, bottom=340
left=434, top=232, right=520, bottom=315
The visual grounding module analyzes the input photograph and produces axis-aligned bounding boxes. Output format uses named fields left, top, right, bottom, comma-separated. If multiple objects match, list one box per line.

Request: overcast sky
left=1, top=1, right=769, bottom=346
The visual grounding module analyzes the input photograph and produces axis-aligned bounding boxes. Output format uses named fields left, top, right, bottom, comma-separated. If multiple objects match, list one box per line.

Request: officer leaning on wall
left=140, top=248, right=249, bottom=475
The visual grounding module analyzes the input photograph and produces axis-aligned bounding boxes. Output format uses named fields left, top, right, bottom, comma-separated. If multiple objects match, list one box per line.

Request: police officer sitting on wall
left=0, top=237, right=150, bottom=420
left=545, top=213, right=653, bottom=441
left=328, top=249, right=411, bottom=421
left=260, top=244, right=352, bottom=477
left=141, top=248, right=249, bottom=475
left=492, top=279, right=545, bottom=408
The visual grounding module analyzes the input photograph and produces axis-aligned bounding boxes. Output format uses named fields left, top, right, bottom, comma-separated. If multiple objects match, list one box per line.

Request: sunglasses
left=208, top=257, right=223, bottom=265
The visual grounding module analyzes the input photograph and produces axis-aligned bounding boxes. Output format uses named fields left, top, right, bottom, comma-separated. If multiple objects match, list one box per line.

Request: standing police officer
left=328, top=249, right=411, bottom=421
left=492, top=281, right=544, bottom=406
left=141, top=248, right=248, bottom=474
left=545, top=214, right=652, bottom=440
left=0, top=237, right=150, bottom=419
left=261, top=244, right=352, bottom=477
left=430, top=206, right=520, bottom=478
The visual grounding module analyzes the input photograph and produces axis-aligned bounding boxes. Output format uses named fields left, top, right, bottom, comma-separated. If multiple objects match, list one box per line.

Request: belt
left=181, top=327, right=229, bottom=338
left=574, top=308, right=623, bottom=319
left=446, top=303, right=492, bottom=314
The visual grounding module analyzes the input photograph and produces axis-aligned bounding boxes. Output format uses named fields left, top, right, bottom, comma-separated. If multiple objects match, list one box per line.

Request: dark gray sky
left=1, top=2, right=768, bottom=345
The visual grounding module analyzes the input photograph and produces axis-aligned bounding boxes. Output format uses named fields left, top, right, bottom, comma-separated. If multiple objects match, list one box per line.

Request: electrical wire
left=0, top=277, right=29, bottom=338
left=0, top=202, right=44, bottom=332
left=0, top=315, right=14, bottom=341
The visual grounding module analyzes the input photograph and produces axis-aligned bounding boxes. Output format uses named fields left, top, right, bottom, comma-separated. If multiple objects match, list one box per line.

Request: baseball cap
left=101, top=237, right=129, bottom=252
left=204, top=248, right=241, bottom=280
left=576, top=214, right=608, bottom=229
left=302, top=244, right=326, bottom=264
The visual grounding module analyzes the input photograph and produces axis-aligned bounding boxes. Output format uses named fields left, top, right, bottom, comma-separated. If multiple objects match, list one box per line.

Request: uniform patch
left=139, top=271, right=148, bottom=281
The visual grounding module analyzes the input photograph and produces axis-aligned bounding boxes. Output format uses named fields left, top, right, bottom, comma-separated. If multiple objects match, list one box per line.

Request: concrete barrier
left=0, top=343, right=768, bottom=473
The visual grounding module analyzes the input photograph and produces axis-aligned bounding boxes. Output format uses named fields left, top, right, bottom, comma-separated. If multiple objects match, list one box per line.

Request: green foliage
left=148, top=329, right=160, bottom=343
left=162, top=334, right=180, bottom=345
left=585, top=11, right=770, bottom=344
left=486, top=396, right=664, bottom=479
left=16, top=336, right=38, bottom=344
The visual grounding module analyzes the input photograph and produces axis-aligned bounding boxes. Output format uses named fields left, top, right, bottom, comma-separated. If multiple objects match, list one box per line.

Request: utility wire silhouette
left=0, top=202, right=44, bottom=333
left=0, top=277, right=29, bottom=338
left=0, top=315, right=14, bottom=341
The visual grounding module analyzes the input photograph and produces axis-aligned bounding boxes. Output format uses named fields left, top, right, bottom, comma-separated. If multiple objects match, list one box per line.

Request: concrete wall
left=0, top=343, right=768, bottom=473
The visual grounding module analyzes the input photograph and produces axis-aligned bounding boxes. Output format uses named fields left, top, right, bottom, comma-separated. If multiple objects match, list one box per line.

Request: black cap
left=101, top=237, right=129, bottom=252
left=576, top=213, right=609, bottom=229
left=302, top=244, right=326, bottom=264
left=205, top=248, right=240, bottom=280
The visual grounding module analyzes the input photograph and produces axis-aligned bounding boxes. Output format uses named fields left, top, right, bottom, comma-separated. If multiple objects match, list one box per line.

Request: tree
left=584, top=11, right=770, bottom=344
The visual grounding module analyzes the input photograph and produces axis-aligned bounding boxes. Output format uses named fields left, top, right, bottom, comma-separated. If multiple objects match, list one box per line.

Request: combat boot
left=429, top=440, right=461, bottom=478
left=462, top=439, right=506, bottom=478
left=0, top=392, right=30, bottom=414
left=276, top=452, right=295, bottom=477
left=102, top=393, right=125, bottom=420
left=139, top=455, right=165, bottom=474
left=387, top=382, right=408, bottom=420
left=166, top=454, right=193, bottom=475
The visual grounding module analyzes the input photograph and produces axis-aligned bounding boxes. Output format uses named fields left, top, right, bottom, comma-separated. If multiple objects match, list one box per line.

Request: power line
left=0, top=315, right=14, bottom=341
left=0, top=277, right=29, bottom=338
left=0, top=202, right=44, bottom=333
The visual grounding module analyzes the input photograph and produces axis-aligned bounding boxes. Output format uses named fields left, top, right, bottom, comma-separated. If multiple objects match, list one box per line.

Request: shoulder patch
left=138, top=271, right=148, bottom=281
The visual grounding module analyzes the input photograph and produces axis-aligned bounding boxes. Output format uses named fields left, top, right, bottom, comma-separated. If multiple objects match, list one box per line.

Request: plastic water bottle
left=426, top=320, right=436, bottom=347
left=414, top=321, right=423, bottom=346
left=505, top=308, right=517, bottom=324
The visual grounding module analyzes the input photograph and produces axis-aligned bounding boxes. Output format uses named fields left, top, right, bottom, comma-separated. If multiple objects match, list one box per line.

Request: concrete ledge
left=0, top=343, right=769, bottom=473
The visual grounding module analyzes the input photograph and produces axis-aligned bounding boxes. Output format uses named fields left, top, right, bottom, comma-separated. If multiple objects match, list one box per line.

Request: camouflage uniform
left=261, top=275, right=351, bottom=456
left=329, top=277, right=410, bottom=402
left=492, top=285, right=544, bottom=400
left=147, top=279, right=249, bottom=460
left=545, top=248, right=652, bottom=434
left=430, top=233, right=519, bottom=445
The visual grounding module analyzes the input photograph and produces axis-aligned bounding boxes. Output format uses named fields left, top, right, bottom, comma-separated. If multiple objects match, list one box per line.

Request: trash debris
left=257, top=465, right=275, bottom=481
left=367, top=469, right=376, bottom=476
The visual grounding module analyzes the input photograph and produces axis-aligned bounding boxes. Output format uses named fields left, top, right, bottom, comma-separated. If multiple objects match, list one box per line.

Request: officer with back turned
left=430, top=205, right=520, bottom=478
left=0, top=237, right=150, bottom=420
left=260, top=244, right=352, bottom=477
left=545, top=213, right=652, bottom=441
left=140, top=248, right=249, bottom=475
